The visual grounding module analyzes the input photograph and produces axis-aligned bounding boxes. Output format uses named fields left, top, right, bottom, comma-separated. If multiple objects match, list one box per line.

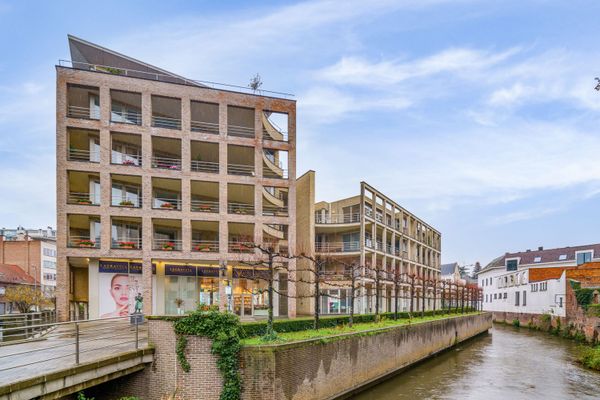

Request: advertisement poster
left=99, top=261, right=142, bottom=318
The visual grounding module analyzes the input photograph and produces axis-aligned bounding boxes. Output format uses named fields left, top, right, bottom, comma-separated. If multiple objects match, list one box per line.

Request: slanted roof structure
left=0, top=264, right=38, bottom=285
left=441, top=262, right=458, bottom=276
left=482, top=243, right=600, bottom=271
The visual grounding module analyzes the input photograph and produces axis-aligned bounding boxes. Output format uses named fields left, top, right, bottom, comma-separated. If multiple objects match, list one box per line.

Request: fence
left=0, top=311, right=56, bottom=342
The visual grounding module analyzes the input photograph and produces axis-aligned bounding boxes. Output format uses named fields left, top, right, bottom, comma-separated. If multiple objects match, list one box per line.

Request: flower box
left=77, top=199, right=92, bottom=205
left=194, top=245, right=213, bottom=252
left=119, top=241, right=136, bottom=249
left=122, top=159, right=136, bottom=166
left=119, top=200, right=135, bottom=207
left=160, top=202, right=175, bottom=209
left=77, top=240, right=95, bottom=248
left=168, top=165, right=179, bottom=170
left=162, top=242, right=175, bottom=251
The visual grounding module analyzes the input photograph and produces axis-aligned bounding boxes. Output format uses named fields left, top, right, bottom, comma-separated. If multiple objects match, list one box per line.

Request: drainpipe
left=0, top=235, right=4, bottom=264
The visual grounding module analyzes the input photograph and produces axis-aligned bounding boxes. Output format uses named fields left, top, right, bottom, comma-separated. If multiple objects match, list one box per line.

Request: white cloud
left=488, top=207, right=562, bottom=225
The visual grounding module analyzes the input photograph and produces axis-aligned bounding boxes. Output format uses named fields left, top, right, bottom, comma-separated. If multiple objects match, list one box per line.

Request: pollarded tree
left=294, top=253, right=331, bottom=330
left=4, top=285, right=51, bottom=313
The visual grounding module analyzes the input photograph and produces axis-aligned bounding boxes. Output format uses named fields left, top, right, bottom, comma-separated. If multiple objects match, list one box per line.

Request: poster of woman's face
left=99, top=262, right=142, bottom=318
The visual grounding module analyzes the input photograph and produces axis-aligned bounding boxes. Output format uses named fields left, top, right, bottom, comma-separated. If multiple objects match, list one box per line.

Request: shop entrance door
left=233, top=294, right=253, bottom=317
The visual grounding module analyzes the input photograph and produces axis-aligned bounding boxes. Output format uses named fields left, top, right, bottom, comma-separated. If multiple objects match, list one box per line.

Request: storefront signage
left=165, top=264, right=196, bottom=276
left=197, top=267, right=219, bottom=277
left=232, top=268, right=270, bottom=279
left=99, top=261, right=142, bottom=274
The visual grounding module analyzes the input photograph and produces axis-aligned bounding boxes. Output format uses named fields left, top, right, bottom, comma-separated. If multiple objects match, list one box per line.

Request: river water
left=352, top=323, right=600, bottom=400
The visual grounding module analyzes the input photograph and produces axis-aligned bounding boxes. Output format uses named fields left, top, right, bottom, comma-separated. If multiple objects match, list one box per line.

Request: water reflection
left=352, top=323, right=600, bottom=400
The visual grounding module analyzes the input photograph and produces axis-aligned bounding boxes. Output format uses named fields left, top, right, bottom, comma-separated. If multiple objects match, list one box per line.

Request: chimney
left=0, top=234, right=3, bottom=264
left=526, top=249, right=531, bottom=252
left=538, top=246, right=543, bottom=251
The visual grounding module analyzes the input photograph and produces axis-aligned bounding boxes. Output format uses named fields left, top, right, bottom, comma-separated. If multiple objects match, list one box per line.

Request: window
left=506, top=259, right=518, bottom=271
left=576, top=251, right=592, bottom=266
left=559, top=297, right=563, bottom=308
left=43, top=260, right=56, bottom=269
left=503, top=292, right=507, bottom=299
left=494, top=293, right=497, bottom=300
left=540, top=282, right=547, bottom=291
left=522, top=291, right=527, bottom=306
left=558, top=254, right=567, bottom=261
left=515, top=291, right=520, bottom=306
left=533, top=256, right=541, bottom=263
left=43, top=248, right=56, bottom=257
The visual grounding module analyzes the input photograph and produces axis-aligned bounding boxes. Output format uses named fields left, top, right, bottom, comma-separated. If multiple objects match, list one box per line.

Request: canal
left=353, top=323, right=600, bottom=400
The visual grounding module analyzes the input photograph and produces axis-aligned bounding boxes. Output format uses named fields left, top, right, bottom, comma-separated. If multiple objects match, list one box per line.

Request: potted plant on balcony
left=162, top=242, right=175, bottom=251
left=199, top=203, right=212, bottom=212
left=194, top=243, right=212, bottom=252
left=160, top=202, right=175, bottom=209
left=118, top=241, right=136, bottom=249
left=119, top=199, right=134, bottom=207
left=76, top=198, right=92, bottom=205
left=168, top=164, right=179, bottom=170
left=174, top=298, right=184, bottom=315
left=77, top=239, right=95, bottom=248
left=122, top=159, right=136, bottom=166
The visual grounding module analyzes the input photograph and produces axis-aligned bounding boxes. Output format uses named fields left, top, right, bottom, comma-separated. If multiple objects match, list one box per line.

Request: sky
left=0, top=0, right=599, bottom=268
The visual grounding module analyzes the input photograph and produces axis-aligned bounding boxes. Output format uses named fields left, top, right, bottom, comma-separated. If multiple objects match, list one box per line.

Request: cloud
left=488, top=207, right=562, bottom=225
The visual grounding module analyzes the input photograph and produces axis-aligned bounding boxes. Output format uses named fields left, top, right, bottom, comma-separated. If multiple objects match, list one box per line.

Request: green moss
left=578, top=346, right=600, bottom=370
left=587, top=304, right=600, bottom=317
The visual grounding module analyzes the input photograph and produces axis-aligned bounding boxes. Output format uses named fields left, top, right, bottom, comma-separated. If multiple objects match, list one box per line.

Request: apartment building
left=0, top=233, right=57, bottom=293
left=56, top=36, right=296, bottom=321
left=296, top=172, right=441, bottom=315
left=478, top=244, right=600, bottom=317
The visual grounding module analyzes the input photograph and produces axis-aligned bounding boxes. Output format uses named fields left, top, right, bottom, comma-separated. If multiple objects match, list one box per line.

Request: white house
left=441, top=262, right=462, bottom=283
left=478, top=244, right=600, bottom=317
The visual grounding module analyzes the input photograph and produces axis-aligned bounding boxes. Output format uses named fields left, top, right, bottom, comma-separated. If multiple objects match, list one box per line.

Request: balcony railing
left=152, top=115, right=181, bottom=130
left=191, top=120, right=219, bottom=135
left=68, top=148, right=100, bottom=163
left=192, top=240, right=219, bottom=253
left=191, top=160, right=219, bottom=173
left=153, top=198, right=182, bottom=210
left=67, top=105, right=100, bottom=120
left=227, top=163, right=255, bottom=176
left=191, top=199, right=219, bottom=213
left=111, top=110, right=142, bottom=125
left=153, top=238, right=182, bottom=251
left=228, top=241, right=254, bottom=253
left=228, top=202, right=255, bottom=215
left=263, top=168, right=289, bottom=179
left=152, top=156, right=181, bottom=170
left=263, top=130, right=289, bottom=142
left=111, top=237, right=142, bottom=250
left=228, top=125, right=254, bottom=138
left=315, top=242, right=360, bottom=253
left=111, top=195, right=142, bottom=208
left=68, top=236, right=100, bottom=249
left=68, top=192, right=100, bottom=206
left=112, top=153, right=142, bottom=166
left=262, top=205, right=289, bottom=217
left=315, top=213, right=360, bottom=224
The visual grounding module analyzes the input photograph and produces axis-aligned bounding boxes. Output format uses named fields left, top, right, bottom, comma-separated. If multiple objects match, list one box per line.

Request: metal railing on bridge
left=0, top=311, right=56, bottom=343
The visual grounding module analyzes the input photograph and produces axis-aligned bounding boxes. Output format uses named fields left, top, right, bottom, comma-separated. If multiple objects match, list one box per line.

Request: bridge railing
left=0, top=314, right=147, bottom=375
left=0, top=311, right=56, bottom=342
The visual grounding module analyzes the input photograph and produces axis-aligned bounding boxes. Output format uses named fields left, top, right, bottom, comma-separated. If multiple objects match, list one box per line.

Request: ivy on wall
left=173, top=310, right=242, bottom=400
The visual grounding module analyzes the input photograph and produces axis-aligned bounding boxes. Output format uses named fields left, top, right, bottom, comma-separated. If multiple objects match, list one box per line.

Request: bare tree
left=327, top=258, right=365, bottom=327
left=295, top=253, right=330, bottom=330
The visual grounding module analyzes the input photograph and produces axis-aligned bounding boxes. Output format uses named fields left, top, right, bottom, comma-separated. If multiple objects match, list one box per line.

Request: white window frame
left=505, top=257, right=520, bottom=271
left=575, top=250, right=594, bottom=266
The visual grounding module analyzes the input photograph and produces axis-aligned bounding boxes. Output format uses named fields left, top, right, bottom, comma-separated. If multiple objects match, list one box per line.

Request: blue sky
left=1, top=0, right=599, bottom=268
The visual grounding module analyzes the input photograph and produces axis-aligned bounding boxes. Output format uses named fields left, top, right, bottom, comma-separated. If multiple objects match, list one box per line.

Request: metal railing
left=111, top=109, right=142, bottom=125
left=67, top=192, right=100, bottom=206
left=262, top=205, right=289, bottom=217
left=263, top=168, right=289, bottom=179
left=59, top=60, right=295, bottom=99
left=315, top=213, right=361, bottom=224
left=227, top=163, right=255, bottom=176
left=68, top=148, right=100, bottom=163
left=228, top=125, right=255, bottom=138
left=191, top=160, right=219, bottom=173
left=111, top=153, right=142, bottom=166
left=228, top=241, right=254, bottom=253
left=67, top=105, right=100, bottom=120
left=263, top=129, right=289, bottom=142
left=153, top=197, right=182, bottom=210
left=152, top=115, right=181, bottom=130
left=67, top=236, right=100, bottom=249
left=315, top=241, right=360, bottom=253
left=191, top=199, right=219, bottom=213
left=111, top=195, right=143, bottom=208
left=153, top=238, right=182, bottom=251
left=111, top=237, right=142, bottom=250
left=0, top=315, right=147, bottom=376
left=192, top=240, right=219, bottom=252
left=152, top=156, right=181, bottom=170
left=191, top=120, right=220, bottom=135
left=0, top=312, right=56, bottom=343
left=228, top=202, right=255, bottom=215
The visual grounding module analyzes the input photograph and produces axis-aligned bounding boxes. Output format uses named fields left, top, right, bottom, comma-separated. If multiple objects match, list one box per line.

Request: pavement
left=0, top=318, right=149, bottom=387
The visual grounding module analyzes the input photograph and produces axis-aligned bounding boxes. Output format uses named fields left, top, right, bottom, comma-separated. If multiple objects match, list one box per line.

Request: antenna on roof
left=595, top=77, right=600, bottom=91
left=249, top=73, right=263, bottom=93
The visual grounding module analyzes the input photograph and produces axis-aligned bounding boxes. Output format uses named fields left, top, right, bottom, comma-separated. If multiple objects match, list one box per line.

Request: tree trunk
left=314, top=270, right=320, bottom=330
left=267, top=254, right=274, bottom=336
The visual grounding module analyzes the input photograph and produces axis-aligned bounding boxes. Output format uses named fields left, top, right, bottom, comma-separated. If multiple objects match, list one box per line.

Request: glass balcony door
left=165, top=276, right=197, bottom=314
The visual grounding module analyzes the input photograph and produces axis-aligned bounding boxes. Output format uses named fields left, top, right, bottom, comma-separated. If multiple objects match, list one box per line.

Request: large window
left=515, top=291, right=520, bottom=306
left=506, top=259, right=518, bottom=271
left=576, top=251, right=592, bottom=266
left=522, top=291, right=527, bottom=306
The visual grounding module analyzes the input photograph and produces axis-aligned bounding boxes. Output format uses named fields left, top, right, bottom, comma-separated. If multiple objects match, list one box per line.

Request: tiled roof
left=484, top=243, right=600, bottom=270
left=529, top=267, right=570, bottom=282
left=0, top=264, right=37, bottom=285
left=441, top=263, right=458, bottom=276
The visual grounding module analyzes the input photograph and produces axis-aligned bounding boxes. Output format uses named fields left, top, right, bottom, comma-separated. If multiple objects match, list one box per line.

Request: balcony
left=191, top=199, right=219, bottom=213
left=228, top=202, right=254, bottom=215
left=152, top=178, right=181, bottom=211
left=67, top=192, right=100, bottom=206
left=152, top=156, right=181, bottom=170
left=153, top=238, right=182, bottom=251
left=192, top=240, right=219, bottom=253
left=228, top=105, right=255, bottom=138
left=262, top=111, right=289, bottom=142
left=315, top=213, right=360, bottom=224
left=68, top=235, right=100, bottom=249
left=191, top=101, right=219, bottom=134
left=67, top=84, right=100, bottom=120
left=262, top=149, right=288, bottom=179
left=111, top=174, right=142, bottom=208
left=262, top=187, right=288, bottom=216
left=152, top=137, right=181, bottom=171
left=191, top=141, right=219, bottom=173
left=315, top=242, right=360, bottom=253
left=111, top=90, right=142, bottom=125
left=153, top=219, right=182, bottom=251
left=152, top=95, right=181, bottom=130
left=191, top=180, right=219, bottom=213
left=68, top=128, right=100, bottom=163
left=67, top=214, right=100, bottom=249
left=111, top=218, right=142, bottom=250
left=68, top=171, right=100, bottom=206
left=192, top=221, right=219, bottom=253
left=111, top=133, right=142, bottom=166
left=228, top=144, right=255, bottom=176
left=228, top=222, right=254, bottom=253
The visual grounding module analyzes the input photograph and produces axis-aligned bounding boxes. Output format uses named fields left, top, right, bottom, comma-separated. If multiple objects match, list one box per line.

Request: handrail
left=228, top=202, right=255, bottom=215
left=68, top=148, right=100, bottom=163
left=59, top=59, right=295, bottom=99
left=67, top=105, right=100, bottom=120
left=111, top=153, right=142, bottom=166
left=191, top=120, right=219, bottom=134
left=316, top=213, right=361, bottom=224
left=111, top=109, right=141, bottom=125
left=227, top=163, right=255, bottom=176
left=111, top=237, right=142, bottom=249
left=191, top=160, right=219, bottom=173
left=152, top=115, right=181, bottom=130
left=228, top=124, right=255, bottom=138
left=152, top=155, right=181, bottom=170
left=111, top=195, right=143, bottom=208
left=153, top=197, right=182, bottom=210
left=262, top=205, right=289, bottom=217
left=192, top=240, right=219, bottom=252
left=315, top=241, right=360, bottom=252
left=228, top=241, right=255, bottom=253
left=67, top=192, right=100, bottom=206
left=191, top=199, right=219, bottom=213
left=68, top=236, right=100, bottom=249
left=152, top=238, right=182, bottom=251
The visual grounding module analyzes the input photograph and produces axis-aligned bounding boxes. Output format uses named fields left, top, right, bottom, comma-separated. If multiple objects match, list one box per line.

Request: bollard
left=75, top=323, right=80, bottom=364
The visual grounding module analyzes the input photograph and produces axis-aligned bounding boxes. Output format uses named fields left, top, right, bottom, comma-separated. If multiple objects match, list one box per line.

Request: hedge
left=240, top=308, right=475, bottom=338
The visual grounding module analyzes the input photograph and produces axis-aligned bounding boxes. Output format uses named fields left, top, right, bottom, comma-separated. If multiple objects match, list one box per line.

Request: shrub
left=512, top=319, right=520, bottom=327
left=587, top=304, right=600, bottom=317
left=579, top=346, right=600, bottom=371
left=575, top=288, right=595, bottom=308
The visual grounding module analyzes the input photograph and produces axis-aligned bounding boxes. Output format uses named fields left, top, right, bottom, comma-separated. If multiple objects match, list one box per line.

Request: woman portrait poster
left=98, top=261, right=142, bottom=318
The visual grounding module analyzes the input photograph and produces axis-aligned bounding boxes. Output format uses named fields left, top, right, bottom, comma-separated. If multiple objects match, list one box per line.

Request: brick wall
left=0, top=238, right=41, bottom=280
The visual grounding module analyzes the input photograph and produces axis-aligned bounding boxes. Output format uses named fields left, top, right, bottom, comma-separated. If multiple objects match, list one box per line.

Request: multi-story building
left=0, top=232, right=57, bottom=293
left=0, top=226, right=56, bottom=240
left=296, top=172, right=441, bottom=315
left=478, top=244, right=600, bottom=317
left=56, top=36, right=296, bottom=321
left=0, top=263, right=39, bottom=314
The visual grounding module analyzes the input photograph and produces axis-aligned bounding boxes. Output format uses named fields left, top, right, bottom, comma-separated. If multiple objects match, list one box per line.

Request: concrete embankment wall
left=99, top=313, right=492, bottom=400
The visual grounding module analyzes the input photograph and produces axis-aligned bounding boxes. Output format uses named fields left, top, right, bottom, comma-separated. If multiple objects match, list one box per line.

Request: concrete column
left=142, top=256, right=153, bottom=316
